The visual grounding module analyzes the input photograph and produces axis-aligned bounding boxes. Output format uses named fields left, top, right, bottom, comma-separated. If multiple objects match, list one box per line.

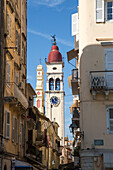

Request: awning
left=70, top=101, right=78, bottom=113
left=104, top=153, right=113, bottom=168
left=68, top=75, right=72, bottom=88
left=67, top=48, right=79, bottom=62
left=15, top=160, right=32, bottom=168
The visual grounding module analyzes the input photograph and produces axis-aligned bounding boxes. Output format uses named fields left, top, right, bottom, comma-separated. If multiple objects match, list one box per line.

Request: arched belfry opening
left=49, top=78, right=54, bottom=90
left=55, top=78, right=60, bottom=90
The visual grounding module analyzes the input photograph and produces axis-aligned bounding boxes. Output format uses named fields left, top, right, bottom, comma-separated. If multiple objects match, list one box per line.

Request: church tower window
left=55, top=78, right=60, bottom=90
left=49, top=78, right=54, bottom=90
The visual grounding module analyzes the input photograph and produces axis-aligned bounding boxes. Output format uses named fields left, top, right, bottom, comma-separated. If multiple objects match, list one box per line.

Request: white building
left=45, top=40, right=65, bottom=146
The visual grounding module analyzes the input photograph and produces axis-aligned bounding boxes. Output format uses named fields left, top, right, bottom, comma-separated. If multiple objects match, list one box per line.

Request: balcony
left=90, top=71, right=113, bottom=98
left=6, top=0, right=15, bottom=13
left=35, top=130, right=48, bottom=148
left=57, top=147, right=62, bottom=156
left=71, top=69, right=79, bottom=95
left=5, top=83, right=28, bottom=109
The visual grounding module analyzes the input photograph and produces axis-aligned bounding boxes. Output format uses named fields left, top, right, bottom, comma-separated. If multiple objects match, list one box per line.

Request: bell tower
left=45, top=37, right=65, bottom=146
left=36, top=65, right=44, bottom=114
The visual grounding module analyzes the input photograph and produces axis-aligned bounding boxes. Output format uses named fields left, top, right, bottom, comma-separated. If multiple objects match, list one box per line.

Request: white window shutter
left=106, top=107, right=110, bottom=134
left=72, top=13, right=78, bottom=36
left=96, top=0, right=105, bottom=22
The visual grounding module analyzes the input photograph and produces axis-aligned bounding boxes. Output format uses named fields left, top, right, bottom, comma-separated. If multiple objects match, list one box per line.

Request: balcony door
left=104, top=49, right=113, bottom=89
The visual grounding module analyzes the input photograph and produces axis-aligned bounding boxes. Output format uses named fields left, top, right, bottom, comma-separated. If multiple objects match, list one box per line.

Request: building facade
left=0, top=0, right=28, bottom=169
left=68, top=0, right=113, bottom=169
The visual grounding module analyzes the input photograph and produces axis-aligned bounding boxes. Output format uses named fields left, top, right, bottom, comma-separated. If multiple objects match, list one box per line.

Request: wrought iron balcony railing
left=90, top=71, right=113, bottom=91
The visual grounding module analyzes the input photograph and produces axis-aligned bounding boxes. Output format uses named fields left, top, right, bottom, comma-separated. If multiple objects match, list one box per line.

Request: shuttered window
left=6, top=62, right=10, bottom=87
left=20, top=122, right=22, bottom=146
left=106, top=107, right=113, bottom=134
left=18, top=34, right=21, bottom=56
left=7, top=13, right=11, bottom=38
left=16, top=119, right=18, bottom=143
left=12, top=117, right=15, bottom=142
left=15, top=71, right=18, bottom=85
left=72, top=13, right=78, bottom=36
left=16, top=29, right=18, bottom=50
left=96, top=0, right=105, bottom=22
left=5, top=111, right=10, bottom=139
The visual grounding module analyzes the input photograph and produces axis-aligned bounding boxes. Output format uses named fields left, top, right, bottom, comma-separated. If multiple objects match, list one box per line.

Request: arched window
left=49, top=78, right=54, bottom=90
left=37, top=99, right=40, bottom=108
left=55, top=78, right=60, bottom=90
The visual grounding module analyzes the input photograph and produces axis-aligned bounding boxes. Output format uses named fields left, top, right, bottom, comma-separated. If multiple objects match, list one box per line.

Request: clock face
left=50, top=96, right=59, bottom=106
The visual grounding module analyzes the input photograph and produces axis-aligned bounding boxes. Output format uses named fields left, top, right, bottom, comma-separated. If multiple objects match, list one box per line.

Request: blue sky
left=27, top=0, right=78, bottom=140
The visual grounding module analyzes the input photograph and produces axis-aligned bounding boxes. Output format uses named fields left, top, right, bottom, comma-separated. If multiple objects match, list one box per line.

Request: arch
left=49, top=78, right=54, bottom=90
left=55, top=78, right=60, bottom=90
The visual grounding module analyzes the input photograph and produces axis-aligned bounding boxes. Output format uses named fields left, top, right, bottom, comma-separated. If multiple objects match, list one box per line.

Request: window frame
left=6, top=61, right=10, bottom=87
left=55, top=78, right=60, bottom=90
left=106, top=106, right=113, bottom=134
left=106, top=0, right=113, bottom=22
left=5, top=110, right=11, bottom=139
left=49, top=78, right=54, bottom=90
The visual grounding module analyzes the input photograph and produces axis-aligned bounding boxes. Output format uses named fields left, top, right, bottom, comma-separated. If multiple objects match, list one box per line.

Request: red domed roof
left=48, top=45, right=62, bottom=63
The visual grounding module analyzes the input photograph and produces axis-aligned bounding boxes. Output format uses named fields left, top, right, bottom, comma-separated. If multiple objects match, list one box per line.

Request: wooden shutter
left=22, top=124, right=25, bottom=147
left=16, top=119, right=18, bottom=143
left=12, top=117, right=15, bottom=142
left=18, top=34, right=21, bottom=56
left=9, top=15, right=11, bottom=39
left=96, top=0, right=105, bottom=22
left=16, top=29, right=18, bottom=49
left=7, top=62, right=10, bottom=86
left=15, top=72, right=18, bottom=85
left=7, top=13, right=9, bottom=35
left=72, top=13, right=78, bottom=36
left=5, top=111, right=10, bottom=138
left=20, top=122, right=22, bottom=146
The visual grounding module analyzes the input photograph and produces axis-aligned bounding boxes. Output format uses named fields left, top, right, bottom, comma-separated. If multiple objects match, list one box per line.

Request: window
left=96, top=0, right=113, bottom=22
left=16, top=119, right=18, bottom=143
left=22, top=41, right=24, bottom=59
left=15, top=71, right=18, bottom=85
left=49, top=78, right=54, bottom=90
left=107, top=1, right=113, bottom=20
left=19, top=122, right=24, bottom=147
left=55, top=78, right=60, bottom=90
left=6, top=61, right=10, bottom=87
left=5, top=111, right=10, bottom=139
left=106, top=107, right=113, bottom=133
left=7, top=13, right=11, bottom=38
left=15, top=29, right=18, bottom=50
left=18, top=34, right=21, bottom=56
left=12, top=117, right=15, bottom=142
